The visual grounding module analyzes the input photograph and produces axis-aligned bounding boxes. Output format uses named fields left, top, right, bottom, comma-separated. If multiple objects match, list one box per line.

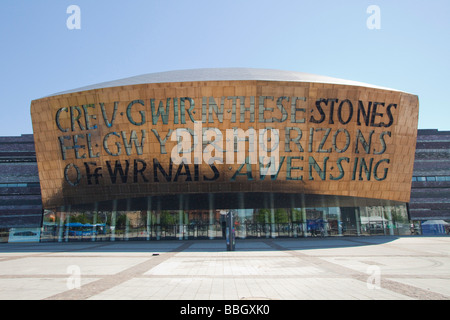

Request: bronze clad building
left=30, top=68, right=419, bottom=241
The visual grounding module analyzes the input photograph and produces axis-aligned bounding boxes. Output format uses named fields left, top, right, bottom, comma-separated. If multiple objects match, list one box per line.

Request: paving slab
left=0, top=236, right=448, bottom=300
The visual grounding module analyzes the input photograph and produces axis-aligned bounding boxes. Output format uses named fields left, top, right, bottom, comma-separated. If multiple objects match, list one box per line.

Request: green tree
left=160, top=211, right=177, bottom=226
left=274, top=209, right=289, bottom=223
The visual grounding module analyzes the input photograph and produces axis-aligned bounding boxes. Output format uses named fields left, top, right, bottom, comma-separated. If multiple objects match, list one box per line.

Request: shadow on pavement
left=0, top=235, right=402, bottom=253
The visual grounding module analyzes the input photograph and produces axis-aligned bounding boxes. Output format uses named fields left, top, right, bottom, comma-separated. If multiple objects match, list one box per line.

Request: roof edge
left=40, top=67, right=411, bottom=98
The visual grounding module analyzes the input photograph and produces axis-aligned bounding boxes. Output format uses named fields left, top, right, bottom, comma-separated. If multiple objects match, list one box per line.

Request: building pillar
left=92, top=203, right=98, bottom=242
left=270, top=193, right=276, bottom=238
left=58, top=207, right=64, bottom=243
left=146, top=197, right=152, bottom=241
left=208, top=193, right=214, bottom=239
left=336, top=207, right=342, bottom=236
left=386, top=206, right=394, bottom=236
left=355, top=207, right=361, bottom=236
left=322, top=207, right=329, bottom=237
left=111, top=200, right=117, bottom=241
left=156, top=199, right=161, bottom=241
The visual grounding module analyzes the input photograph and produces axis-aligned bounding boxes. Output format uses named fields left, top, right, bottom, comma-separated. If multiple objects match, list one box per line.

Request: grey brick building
left=409, top=129, right=450, bottom=234
left=0, top=135, right=42, bottom=241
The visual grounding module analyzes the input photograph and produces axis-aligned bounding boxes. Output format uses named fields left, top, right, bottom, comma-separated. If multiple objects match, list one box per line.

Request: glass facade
left=40, top=201, right=412, bottom=242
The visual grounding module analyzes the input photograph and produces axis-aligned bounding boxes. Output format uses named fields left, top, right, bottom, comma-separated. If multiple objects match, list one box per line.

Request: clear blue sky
left=0, top=0, right=449, bottom=136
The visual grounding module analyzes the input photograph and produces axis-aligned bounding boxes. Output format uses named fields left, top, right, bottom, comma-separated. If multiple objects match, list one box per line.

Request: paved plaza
left=0, top=236, right=449, bottom=300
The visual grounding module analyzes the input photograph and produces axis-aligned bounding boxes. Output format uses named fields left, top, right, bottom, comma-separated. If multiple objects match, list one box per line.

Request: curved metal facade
left=30, top=70, right=419, bottom=211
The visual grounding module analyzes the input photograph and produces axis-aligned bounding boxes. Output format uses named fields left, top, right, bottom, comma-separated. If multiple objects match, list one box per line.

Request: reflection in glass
left=38, top=196, right=411, bottom=242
